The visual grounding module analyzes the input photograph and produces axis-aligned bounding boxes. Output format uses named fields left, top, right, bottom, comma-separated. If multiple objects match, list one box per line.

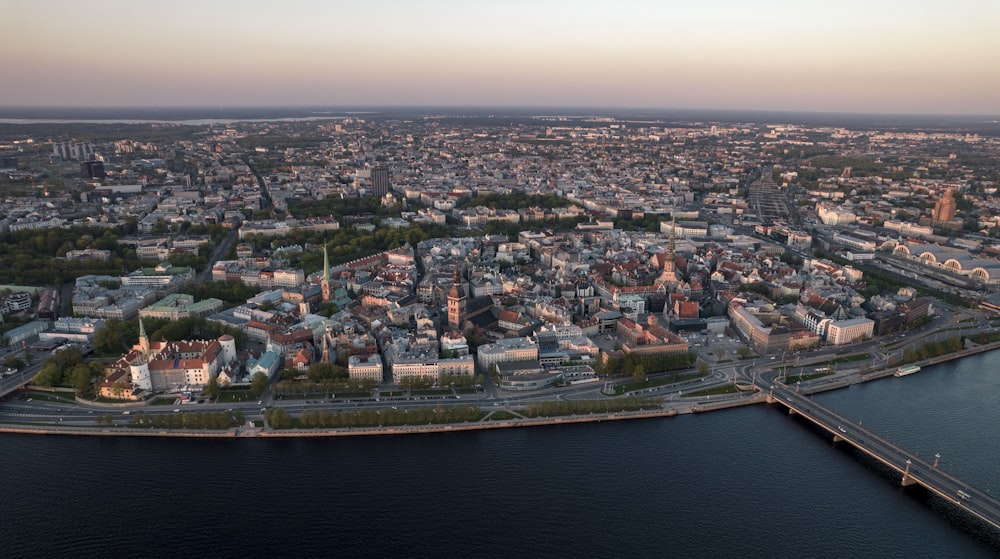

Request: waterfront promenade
left=0, top=407, right=682, bottom=438
left=2, top=336, right=999, bottom=439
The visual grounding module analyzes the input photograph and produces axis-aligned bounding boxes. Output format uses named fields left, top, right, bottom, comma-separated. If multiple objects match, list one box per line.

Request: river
left=1, top=352, right=998, bottom=558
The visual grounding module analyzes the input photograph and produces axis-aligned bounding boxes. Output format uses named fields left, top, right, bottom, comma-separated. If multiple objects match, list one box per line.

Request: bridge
left=765, top=381, right=1000, bottom=532
left=0, top=364, right=39, bottom=400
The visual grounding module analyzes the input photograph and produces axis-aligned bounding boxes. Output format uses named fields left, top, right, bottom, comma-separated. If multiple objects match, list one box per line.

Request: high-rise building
left=932, top=187, right=957, bottom=223
left=81, top=160, right=106, bottom=179
left=371, top=166, right=390, bottom=197
left=73, top=142, right=94, bottom=161
left=53, top=141, right=94, bottom=162
left=53, top=142, right=72, bottom=162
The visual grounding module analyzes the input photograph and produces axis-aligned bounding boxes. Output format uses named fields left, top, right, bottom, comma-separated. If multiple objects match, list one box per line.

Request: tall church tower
left=666, top=217, right=676, bottom=275
left=447, top=266, right=467, bottom=330
left=656, top=217, right=678, bottom=287
left=138, top=318, right=150, bottom=357
left=321, top=242, right=331, bottom=302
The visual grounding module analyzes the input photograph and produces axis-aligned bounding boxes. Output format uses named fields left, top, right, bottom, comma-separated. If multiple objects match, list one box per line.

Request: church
left=447, top=266, right=494, bottom=333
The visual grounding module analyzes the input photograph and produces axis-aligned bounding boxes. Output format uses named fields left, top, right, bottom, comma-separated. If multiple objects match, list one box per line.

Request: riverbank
left=0, top=408, right=682, bottom=438
left=4, top=338, right=999, bottom=439
left=795, top=337, right=1000, bottom=396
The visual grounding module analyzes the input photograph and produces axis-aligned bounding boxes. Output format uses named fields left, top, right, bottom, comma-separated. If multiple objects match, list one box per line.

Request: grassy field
left=687, top=385, right=739, bottom=397
left=23, top=391, right=76, bottom=403
left=613, top=371, right=705, bottom=395
left=217, top=390, right=256, bottom=403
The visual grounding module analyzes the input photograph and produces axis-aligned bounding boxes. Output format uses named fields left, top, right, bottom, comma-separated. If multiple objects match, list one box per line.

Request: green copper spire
left=139, top=318, right=147, bottom=339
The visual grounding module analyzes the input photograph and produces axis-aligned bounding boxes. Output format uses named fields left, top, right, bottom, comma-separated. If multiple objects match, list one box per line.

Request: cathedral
left=447, top=266, right=494, bottom=333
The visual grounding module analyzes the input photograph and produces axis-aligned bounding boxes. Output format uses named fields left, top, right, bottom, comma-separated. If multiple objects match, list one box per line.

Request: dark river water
left=2, top=352, right=998, bottom=558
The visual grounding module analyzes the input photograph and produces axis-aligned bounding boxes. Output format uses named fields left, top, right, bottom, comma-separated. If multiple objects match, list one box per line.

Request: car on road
left=173, top=409, right=180, bottom=413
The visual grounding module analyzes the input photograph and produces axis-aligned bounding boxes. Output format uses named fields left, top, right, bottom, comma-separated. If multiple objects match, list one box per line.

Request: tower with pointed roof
left=667, top=216, right=676, bottom=272
left=138, top=318, right=150, bottom=357
left=447, top=266, right=467, bottom=330
left=321, top=242, right=331, bottom=302
left=656, top=217, right=679, bottom=287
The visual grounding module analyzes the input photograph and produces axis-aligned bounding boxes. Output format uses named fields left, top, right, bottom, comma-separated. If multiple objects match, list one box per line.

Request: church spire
left=323, top=242, right=330, bottom=283
left=655, top=215, right=679, bottom=288
left=321, top=242, right=331, bottom=302
left=667, top=215, right=676, bottom=263
left=138, top=318, right=150, bottom=357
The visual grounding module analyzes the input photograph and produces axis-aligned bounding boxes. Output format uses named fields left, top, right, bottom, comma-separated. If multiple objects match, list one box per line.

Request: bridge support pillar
left=787, top=408, right=797, bottom=416
left=833, top=435, right=845, bottom=443
left=901, top=459, right=917, bottom=487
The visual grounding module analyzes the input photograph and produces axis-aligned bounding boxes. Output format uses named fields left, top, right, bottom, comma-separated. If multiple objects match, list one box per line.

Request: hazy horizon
left=5, top=0, right=999, bottom=116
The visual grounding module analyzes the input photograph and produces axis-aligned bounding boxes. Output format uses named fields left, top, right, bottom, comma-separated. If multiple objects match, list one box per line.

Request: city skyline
left=4, top=0, right=999, bottom=115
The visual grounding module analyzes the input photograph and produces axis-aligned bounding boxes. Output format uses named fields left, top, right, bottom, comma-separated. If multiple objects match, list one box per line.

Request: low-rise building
left=348, top=354, right=384, bottom=382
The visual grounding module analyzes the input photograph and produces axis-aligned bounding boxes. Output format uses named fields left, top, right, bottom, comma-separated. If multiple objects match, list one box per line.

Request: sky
left=4, top=0, right=999, bottom=115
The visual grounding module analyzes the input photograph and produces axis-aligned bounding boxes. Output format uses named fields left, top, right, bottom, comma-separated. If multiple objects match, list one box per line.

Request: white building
left=816, top=203, right=857, bottom=226
left=348, top=354, right=384, bottom=382
left=475, top=337, right=539, bottom=370
left=825, top=318, right=874, bottom=346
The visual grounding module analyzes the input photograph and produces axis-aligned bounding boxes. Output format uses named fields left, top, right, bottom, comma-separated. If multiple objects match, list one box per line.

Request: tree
left=698, top=361, right=710, bottom=377
left=203, top=376, right=222, bottom=400
left=265, top=408, right=292, bottom=429
left=4, top=355, right=24, bottom=371
left=32, top=365, right=62, bottom=387
left=250, top=372, right=269, bottom=398
left=944, top=336, right=963, bottom=353
left=307, top=362, right=340, bottom=383
left=69, top=363, right=93, bottom=395
left=92, top=319, right=129, bottom=355
left=632, top=364, right=646, bottom=383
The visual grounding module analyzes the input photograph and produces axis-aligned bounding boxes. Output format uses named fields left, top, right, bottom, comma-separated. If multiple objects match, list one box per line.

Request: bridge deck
left=767, top=383, right=1000, bottom=532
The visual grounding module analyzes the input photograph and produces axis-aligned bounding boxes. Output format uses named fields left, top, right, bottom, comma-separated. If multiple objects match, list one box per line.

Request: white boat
left=894, top=365, right=921, bottom=377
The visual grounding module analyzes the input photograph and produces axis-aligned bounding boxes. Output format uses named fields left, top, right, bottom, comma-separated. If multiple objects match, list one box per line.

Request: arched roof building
left=892, top=242, right=1000, bottom=285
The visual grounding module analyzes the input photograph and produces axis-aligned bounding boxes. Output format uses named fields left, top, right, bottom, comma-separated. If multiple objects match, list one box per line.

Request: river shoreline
left=3, top=338, right=998, bottom=439
left=0, top=407, right=684, bottom=439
